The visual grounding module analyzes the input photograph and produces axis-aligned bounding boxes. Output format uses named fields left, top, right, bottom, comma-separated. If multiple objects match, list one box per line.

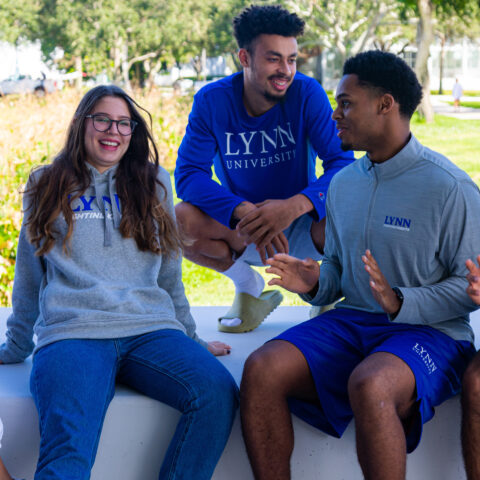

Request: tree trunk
left=134, top=62, right=141, bottom=88
left=144, top=59, right=153, bottom=91
left=438, top=34, right=445, bottom=95
left=145, top=59, right=163, bottom=92
left=201, top=47, right=207, bottom=81
left=121, top=42, right=131, bottom=91
left=314, top=51, right=323, bottom=84
left=415, top=0, right=435, bottom=122
left=192, top=56, right=202, bottom=80
left=74, top=56, right=83, bottom=89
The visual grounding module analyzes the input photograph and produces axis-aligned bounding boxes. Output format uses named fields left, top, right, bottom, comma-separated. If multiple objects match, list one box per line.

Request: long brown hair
left=25, top=85, right=182, bottom=256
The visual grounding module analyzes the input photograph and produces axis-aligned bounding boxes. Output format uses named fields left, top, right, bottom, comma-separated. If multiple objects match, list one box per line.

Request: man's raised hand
left=237, top=199, right=295, bottom=247
left=236, top=195, right=313, bottom=263
left=266, top=253, right=319, bottom=294
left=362, top=249, right=401, bottom=316
left=466, top=255, right=480, bottom=305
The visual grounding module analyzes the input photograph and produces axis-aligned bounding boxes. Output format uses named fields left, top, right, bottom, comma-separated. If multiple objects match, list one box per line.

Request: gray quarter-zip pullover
left=304, top=135, right=480, bottom=343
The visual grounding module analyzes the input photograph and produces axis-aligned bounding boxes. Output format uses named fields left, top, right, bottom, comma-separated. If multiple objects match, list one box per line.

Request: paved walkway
left=431, top=94, right=480, bottom=120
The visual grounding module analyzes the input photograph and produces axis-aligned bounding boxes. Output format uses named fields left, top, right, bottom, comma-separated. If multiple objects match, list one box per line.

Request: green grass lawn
left=180, top=112, right=480, bottom=307
left=2, top=92, right=479, bottom=309
left=411, top=114, right=480, bottom=185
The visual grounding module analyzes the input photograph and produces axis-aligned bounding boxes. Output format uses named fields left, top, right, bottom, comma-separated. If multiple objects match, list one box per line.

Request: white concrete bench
left=0, top=306, right=479, bottom=480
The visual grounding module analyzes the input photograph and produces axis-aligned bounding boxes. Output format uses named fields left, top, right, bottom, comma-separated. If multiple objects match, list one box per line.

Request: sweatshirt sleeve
left=157, top=168, right=208, bottom=348
left=300, top=189, right=343, bottom=305
left=393, top=180, right=480, bottom=325
left=0, top=193, right=44, bottom=363
left=299, top=80, right=354, bottom=221
left=174, top=89, right=246, bottom=227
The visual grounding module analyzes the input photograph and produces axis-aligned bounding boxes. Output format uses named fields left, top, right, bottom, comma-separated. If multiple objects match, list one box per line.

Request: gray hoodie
left=0, top=164, right=205, bottom=364
left=303, top=135, right=480, bottom=343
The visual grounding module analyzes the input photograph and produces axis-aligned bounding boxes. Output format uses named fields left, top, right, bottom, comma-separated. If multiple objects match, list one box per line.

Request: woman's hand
left=207, top=341, right=232, bottom=356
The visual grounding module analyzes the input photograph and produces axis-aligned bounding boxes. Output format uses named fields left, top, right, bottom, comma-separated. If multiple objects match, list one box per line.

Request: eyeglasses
left=85, top=114, right=138, bottom=136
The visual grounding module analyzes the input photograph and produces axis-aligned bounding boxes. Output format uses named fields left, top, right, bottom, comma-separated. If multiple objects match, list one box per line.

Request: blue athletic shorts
left=237, top=213, right=322, bottom=267
left=272, top=307, right=475, bottom=453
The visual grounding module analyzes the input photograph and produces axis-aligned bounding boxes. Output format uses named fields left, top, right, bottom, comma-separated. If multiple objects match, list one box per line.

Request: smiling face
left=332, top=74, right=384, bottom=153
left=240, top=34, right=297, bottom=115
left=84, top=96, right=132, bottom=173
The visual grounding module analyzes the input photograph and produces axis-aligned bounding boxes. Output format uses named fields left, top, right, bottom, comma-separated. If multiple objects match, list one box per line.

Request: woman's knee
left=192, top=361, right=239, bottom=419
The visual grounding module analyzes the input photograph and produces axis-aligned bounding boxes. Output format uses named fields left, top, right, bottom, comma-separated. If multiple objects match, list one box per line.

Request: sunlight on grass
left=182, top=259, right=306, bottom=306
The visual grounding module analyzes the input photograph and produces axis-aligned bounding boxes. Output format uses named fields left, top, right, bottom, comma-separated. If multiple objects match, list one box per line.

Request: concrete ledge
left=0, top=306, right=478, bottom=479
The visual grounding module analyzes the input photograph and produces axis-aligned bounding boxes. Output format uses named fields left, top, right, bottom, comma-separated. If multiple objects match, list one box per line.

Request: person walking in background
left=174, top=4, right=353, bottom=333
left=453, top=78, right=463, bottom=111
left=0, top=85, right=238, bottom=480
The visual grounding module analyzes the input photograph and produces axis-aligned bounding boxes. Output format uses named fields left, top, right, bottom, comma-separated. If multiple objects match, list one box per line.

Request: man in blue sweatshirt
left=240, top=51, right=480, bottom=480
left=174, top=5, right=353, bottom=332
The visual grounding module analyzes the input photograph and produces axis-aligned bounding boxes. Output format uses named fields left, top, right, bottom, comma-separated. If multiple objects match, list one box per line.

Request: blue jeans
left=30, top=329, right=239, bottom=480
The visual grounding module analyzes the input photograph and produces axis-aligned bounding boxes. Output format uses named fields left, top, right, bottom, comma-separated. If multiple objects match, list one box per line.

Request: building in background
left=299, top=38, right=479, bottom=92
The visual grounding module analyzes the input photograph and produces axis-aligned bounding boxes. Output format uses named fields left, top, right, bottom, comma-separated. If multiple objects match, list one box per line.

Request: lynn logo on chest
left=71, top=195, right=121, bottom=212
left=383, top=215, right=412, bottom=232
left=69, top=194, right=121, bottom=220
left=224, top=123, right=297, bottom=170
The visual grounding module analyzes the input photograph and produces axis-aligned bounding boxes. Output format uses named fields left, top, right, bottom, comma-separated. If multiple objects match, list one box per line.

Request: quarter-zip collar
left=361, top=134, right=421, bottom=179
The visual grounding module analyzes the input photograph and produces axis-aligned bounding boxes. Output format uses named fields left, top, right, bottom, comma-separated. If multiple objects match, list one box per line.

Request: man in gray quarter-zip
left=240, top=50, right=480, bottom=480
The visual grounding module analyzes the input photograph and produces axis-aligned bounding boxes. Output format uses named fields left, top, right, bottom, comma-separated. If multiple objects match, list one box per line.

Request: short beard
left=340, top=141, right=353, bottom=151
left=263, top=89, right=288, bottom=104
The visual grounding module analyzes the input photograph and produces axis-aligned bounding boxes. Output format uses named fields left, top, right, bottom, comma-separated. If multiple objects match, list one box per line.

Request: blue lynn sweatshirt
left=303, top=136, right=480, bottom=343
left=175, top=71, right=354, bottom=227
left=0, top=164, right=206, bottom=364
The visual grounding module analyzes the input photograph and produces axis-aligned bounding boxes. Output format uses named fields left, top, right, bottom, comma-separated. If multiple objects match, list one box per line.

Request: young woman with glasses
left=0, top=85, right=238, bottom=479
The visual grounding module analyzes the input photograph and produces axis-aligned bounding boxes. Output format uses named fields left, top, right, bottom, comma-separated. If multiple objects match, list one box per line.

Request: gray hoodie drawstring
left=89, top=165, right=120, bottom=247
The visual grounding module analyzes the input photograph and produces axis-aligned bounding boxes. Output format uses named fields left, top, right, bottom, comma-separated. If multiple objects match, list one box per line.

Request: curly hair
left=233, top=4, right=305, bottom=52
left=343, top=50, right=423, bottom=119
left=25, top=85, right=182, bottom=257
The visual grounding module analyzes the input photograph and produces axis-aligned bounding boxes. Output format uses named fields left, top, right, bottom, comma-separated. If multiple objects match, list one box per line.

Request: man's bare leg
left=462, top=351, right=480, bottom=479
left=176, top=202, right=267, bottom=327
left=175, top=202, right=246, bottom=272
left=240, top=340, right=318, bottom=480
left=176, top=202, right=326, bottom=268
left=310, top=216, right=326, bottom=254
left=348, top=352, right=417, bottom=480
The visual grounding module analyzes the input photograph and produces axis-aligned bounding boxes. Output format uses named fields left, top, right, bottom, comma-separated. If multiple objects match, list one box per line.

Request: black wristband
left=391, top=287, right=404, bottom=320
left=392, top=287, right=404, bottom=303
